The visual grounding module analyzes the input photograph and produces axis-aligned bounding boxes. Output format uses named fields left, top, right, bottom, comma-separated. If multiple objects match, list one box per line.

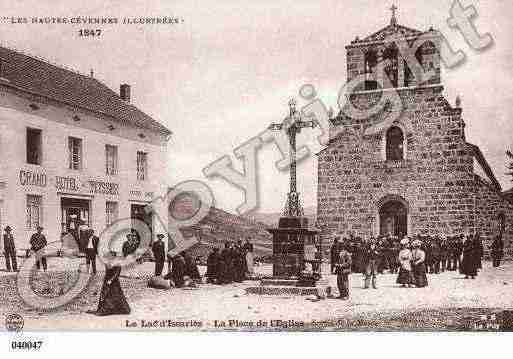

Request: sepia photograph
left=0, top=1, right=512, bottom=352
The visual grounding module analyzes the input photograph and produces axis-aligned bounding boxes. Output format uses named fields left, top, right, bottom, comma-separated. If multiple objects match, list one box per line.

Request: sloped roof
left=348, top=21, right=431, bottom=47
left=0, top=45, right=171, bottom=136
left=503, top=188, right=513, bottom=205
left=467, top=143, right=501, bottom=191
left=362, top=23, right=424, bottom=42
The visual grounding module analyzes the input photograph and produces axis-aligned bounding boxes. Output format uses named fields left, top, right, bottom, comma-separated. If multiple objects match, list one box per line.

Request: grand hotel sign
left=19, top=169, right=119, bottom=196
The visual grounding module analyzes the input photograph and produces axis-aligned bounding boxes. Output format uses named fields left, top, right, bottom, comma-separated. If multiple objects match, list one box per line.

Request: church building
left=316, top=11, right=512, bottom=256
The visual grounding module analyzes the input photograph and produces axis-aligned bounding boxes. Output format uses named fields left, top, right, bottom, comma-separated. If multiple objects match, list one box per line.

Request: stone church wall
left=474, top=176, right=513, bottom=258
left=318, top=85, right=478, bottom=240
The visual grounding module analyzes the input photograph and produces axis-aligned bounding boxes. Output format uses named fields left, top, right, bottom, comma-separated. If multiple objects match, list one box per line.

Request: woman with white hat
left=396, top=237, right=414, bottom=287
left=411, top=240, right=428, bottom=287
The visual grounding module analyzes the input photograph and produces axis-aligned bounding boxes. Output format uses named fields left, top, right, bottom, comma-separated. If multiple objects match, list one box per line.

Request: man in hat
left=30, top=226, right=47, bottom=272
left=335, top=245, right=352, bottom=299
left=85, top=228, right=99, bottom=274
left=3, top=226, right=17, bottom=272
left=206, top=247, right=220, bottom=283
left=430, top=235, right=441, bottom=274
left=362, top=237, right=380, bottom=289
left=152, top=234, right=166, bottom=276
left=170, top=253, right=186, bottom=287
left=439, top=235, right=449, bottom=272
left=330, top=237, right=341, bottom=274
left=491, top=234, right=504, bottom=267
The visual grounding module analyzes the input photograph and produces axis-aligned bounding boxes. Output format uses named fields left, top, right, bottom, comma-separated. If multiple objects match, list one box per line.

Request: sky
left=1, top=0, right=512, bottom=214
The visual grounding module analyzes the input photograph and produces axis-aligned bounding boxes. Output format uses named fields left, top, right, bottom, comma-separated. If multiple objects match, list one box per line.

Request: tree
left=507, top=150, right=513, bottom=180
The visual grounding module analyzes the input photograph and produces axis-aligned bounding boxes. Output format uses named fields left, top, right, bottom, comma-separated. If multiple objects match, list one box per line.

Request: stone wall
left=318, top=86, right=477, bottom=240
left=474, top=176, right=513, bottom=257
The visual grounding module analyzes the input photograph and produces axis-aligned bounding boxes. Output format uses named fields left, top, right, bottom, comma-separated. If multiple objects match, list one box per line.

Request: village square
left=0, top=2, right=512, bottom=332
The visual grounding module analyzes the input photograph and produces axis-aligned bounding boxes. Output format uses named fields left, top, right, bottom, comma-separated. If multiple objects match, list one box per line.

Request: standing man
left=152, top=234, right=166, bottom=276
left=439, top=235, right=449, bottom=272
left=335, top=245, right=352, bottom=300
left=454, top=235, right=464, bottom=272
left=85, top=229, right=99, bottom=274
left=362, top=238, right=380, bottom=289
left=376, top=236, right=387, bottom=274
left=390, top=237, right=401, bottom=274
left=330, top=237, right=340, bottom=274
left=171, top=253, right=186, bottom=288
left=78, top=221, right=90, bottom=254
left=233, top=240, right=246, bottom=282
left=423, top=236, right=433, bottom=274
left=30, top=226, right=47, bottom=272
left=430, top=236, right=441, bottom=274
left=447, top=236, right=456, bottom=271
left=491, top=235, right=504, bottom=267
left=221, top=242, right=234, bottom=284
left=206, top=247, right=220, bottom=283
left=182, top=250, right=201, bottom=281
left=474, top=233, right=484, bottom=270
left=3, top=226, right=17, bottom=272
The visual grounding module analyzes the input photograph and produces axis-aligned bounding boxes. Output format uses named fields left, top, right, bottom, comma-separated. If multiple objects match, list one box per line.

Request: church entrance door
left=379, top=200, right=407, bottom=238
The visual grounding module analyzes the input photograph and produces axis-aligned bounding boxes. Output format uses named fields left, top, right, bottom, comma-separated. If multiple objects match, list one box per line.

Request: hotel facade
left=0, top=46, right=172, bottom=250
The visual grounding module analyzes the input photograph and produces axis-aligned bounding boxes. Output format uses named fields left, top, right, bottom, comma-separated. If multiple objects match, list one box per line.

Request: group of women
left=397, top=239, right=428, bottom=288
left=396, top=234, right=484, bottom=288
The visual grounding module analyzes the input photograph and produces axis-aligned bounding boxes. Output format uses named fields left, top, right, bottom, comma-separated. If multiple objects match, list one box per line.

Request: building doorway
left=379, top=199, right=407, bottom=238
left=61, top=197, right=91, bottom=251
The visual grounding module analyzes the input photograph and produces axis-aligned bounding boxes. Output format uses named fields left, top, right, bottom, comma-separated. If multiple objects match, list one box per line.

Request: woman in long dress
left=396, top=238, right=414, bottom=287
left=94, top=247, right=131, bottom=316
left=461, top=235, right=478, bottom=279
left=244, top=240, right=254, bottom=276
left=411, top=240, right=428, bottom=288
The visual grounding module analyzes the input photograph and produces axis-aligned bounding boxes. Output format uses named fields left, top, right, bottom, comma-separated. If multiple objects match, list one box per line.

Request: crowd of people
left=0, top=222, right=508, bottom=315
left=149, top=234, right=255, bottom=288
left=205, top=239, right=254, bottom=284
left=330, top=232, right=505, bottom=299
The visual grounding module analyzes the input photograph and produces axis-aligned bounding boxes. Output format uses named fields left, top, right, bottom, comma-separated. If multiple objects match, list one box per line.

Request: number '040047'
left=78, top=29, right=102, bottom=37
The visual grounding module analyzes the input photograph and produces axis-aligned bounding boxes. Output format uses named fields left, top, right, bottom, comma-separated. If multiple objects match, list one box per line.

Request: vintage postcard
left=0, top=0, right=512, bottom=343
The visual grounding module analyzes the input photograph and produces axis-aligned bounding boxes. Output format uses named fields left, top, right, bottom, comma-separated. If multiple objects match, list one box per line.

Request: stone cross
left=268, top=99, right=317, bottom=217
left=390, top=4, right=398, bottom=26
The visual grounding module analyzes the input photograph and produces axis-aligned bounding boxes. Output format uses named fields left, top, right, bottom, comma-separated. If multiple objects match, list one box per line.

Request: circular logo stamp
left=5, top=313, right=24, bottom=332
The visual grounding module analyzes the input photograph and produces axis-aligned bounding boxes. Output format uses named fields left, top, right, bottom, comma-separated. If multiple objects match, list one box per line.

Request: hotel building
left=0, top=46, right=172, bottom=250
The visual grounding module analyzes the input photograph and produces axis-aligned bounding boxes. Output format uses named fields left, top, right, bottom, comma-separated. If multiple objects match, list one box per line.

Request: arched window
left=383, top=45, right=398, bottom=88
left=386, top=126, right=404, bottom=161
left=364, top=50, right=378, bottom=90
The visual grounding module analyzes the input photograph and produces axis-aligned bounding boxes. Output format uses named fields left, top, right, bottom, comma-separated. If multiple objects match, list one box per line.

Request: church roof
left=357, top=23, right=425, bottom=43
left=347, top=8, right=433, bottom=47
left=503, top=188, right=513, bottom=205
left=0, top=45, right=171, bottom=136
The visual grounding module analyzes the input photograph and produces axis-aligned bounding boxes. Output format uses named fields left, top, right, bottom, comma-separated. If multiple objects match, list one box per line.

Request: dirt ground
left=0, top=257, right=512, bottom=331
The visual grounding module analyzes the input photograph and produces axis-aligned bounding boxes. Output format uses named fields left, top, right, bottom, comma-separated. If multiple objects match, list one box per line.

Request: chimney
left=120, top=84, right=131, bottom=102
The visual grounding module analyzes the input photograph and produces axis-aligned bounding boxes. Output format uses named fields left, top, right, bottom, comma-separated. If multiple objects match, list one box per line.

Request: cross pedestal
left=268, top=217, right=321, bottom=282
left=246, top=100, right=325, bottom=296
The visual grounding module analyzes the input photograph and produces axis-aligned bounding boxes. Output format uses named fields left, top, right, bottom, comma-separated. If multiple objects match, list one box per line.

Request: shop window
left=105, top=144, right=118, bottom=175
left=26, top=195, right=42, bottom=230
left=137, top=151, right=148, bottom=181
left=386, top=126, right=404, bottom=161
left=68, top=137, right=82, bottom=170
left=26, top=128, right=42, bottom=165
left=106, top=201, right=118, bottom=226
